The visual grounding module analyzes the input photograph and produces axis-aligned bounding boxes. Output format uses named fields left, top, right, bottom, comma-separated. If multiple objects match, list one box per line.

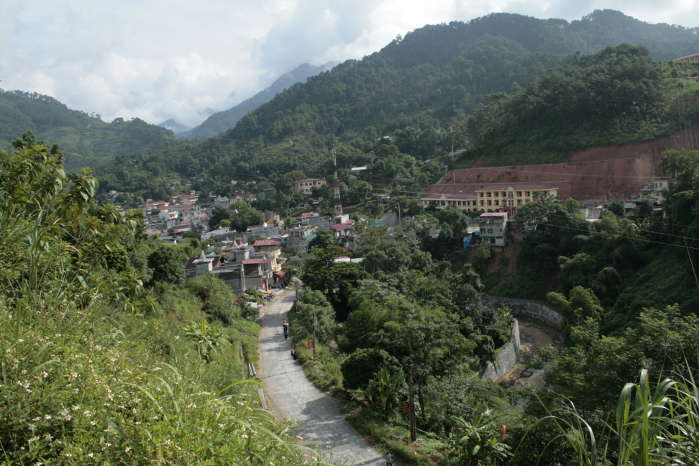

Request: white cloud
left=1, top=0, right=698, bottom=127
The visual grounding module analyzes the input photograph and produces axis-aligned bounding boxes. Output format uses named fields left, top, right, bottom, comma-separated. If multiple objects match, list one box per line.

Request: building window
left=516, top=191, right=522, bottom=197
left=487, top=192, right=492, bottom=197
left=507, top=191, right=514, bottom=198
left=487, top=200, right=492, bottom=206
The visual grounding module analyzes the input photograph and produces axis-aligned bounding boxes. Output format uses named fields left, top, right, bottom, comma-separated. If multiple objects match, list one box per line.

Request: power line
left=538, top=221, right=699, bottom=251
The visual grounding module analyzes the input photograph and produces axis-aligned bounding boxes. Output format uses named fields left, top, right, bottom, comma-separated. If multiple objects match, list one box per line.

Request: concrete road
left=258, top=288, right=386, bottom=466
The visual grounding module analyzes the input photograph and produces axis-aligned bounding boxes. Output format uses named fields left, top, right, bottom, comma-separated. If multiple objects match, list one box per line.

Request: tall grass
left=535, top=368, right=699, bottom=465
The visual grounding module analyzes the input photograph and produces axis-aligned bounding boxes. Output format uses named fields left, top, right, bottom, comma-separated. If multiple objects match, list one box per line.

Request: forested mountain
left=99, top=10, right=699, bottom=200
left=460, top=44, right=699, bottom=165
left=0, top=90, right=176, bottom=171
left=182, top=62, right=332, bottom=139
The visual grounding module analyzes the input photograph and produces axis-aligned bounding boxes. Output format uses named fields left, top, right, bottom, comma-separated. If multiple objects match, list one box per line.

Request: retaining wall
left=482, top=295, right=564, bottom=330
left=481, top=319, right=520, bottom=381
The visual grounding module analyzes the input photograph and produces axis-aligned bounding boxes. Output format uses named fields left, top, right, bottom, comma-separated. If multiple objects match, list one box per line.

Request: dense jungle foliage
left=96, top=10, right=699, bottom=201
left=0, top=135, right=313, bottom=464
left=0, top=90, right=176, bottom=171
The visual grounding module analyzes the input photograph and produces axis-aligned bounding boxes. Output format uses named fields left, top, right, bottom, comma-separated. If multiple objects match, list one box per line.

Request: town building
left=673, top=53, right=699, bottom=63
left=294, top=178, right=326, bottom=195
left=252, top=239, right=283, bottom=272
left=285, top=225, right=317, bottom=255
left=478, top=212, right=508, bottom=246
left=639, top=178, right=669, bottom=203
left=246, top=224, right=280, bottom=240
left=420, top=183, right=558, bottom=213
left=419, top=192, right=477, bottom=211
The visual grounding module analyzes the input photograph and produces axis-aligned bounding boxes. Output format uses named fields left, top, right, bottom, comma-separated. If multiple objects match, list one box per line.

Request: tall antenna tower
left=332, top=147, right=343, bottom=216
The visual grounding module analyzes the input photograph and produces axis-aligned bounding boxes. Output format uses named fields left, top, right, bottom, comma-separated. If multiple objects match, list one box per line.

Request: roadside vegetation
left=0, top=135, right=314, bottom=464
left=290, top=148, right=699, bottom=464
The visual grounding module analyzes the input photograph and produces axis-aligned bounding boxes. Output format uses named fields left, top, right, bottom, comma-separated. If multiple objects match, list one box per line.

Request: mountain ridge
left=182, top=62, right=333, bottom=139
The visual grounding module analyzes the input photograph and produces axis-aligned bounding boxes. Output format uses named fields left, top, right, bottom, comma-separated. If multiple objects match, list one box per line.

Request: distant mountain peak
left=159, top=118, right=191, bottom=134
left=181, top=62, right=332, bottom=139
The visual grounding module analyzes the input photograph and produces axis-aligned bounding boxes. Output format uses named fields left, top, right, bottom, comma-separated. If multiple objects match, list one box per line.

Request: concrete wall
left=482, top=295, right=564, bottom=330
left=481, top=319, right=520, bottom=381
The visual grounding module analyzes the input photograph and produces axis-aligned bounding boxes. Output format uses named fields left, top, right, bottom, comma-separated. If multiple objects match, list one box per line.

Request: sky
left=2, top=0, right=699, bottom=127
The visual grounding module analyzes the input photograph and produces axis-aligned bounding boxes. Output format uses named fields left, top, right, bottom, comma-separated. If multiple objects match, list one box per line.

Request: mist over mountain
left=182, top=62, right=334, bottom=139
left=159, top=118, right=191, bottom=134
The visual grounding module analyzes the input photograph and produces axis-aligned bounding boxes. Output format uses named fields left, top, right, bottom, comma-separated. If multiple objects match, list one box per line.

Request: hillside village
left=3, top=7, right=699, bottom=466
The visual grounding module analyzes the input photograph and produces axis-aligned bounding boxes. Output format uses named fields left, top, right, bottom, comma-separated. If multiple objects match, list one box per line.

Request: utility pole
left=408, top=365, right=417, bottom=442
left=312, top=308, right=318, bottom=359
left=240, top=254, right=246, bottom=292
left=333, top=147, right=343, bottom=216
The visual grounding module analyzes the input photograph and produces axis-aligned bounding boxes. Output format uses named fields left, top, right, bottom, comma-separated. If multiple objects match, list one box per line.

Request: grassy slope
left=0, top=285, right=311, bottom=464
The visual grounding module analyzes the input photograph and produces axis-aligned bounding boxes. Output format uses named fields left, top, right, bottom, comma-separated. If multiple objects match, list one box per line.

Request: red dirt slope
left=439, top=124, right=699, bottom=201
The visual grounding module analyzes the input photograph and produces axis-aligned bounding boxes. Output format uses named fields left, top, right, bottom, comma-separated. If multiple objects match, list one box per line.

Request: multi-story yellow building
left=475, top=184, right=559, bottom=212
left=420, top=183, right=558, bottom=213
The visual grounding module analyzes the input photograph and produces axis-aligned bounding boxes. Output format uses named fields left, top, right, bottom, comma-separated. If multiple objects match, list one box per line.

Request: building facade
left=478, top=212, right=508, bottom=246
left=420, top=184, right=558, bottom=213
left=294, top=178, right=326, bottom=195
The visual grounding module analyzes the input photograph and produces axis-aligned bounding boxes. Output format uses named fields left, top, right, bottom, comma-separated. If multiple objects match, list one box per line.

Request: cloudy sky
left=2, top=0, right=699, bottom=127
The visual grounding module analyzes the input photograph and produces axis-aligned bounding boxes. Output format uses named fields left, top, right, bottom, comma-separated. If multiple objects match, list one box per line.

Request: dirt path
left=257, top=288, right=385, bottom=466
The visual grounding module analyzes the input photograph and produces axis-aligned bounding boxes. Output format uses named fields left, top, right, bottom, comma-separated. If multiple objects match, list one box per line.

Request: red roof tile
left=253, top=240, right=282, bottom=247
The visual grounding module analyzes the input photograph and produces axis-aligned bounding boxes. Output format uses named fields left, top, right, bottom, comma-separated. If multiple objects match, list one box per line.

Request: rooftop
left=330, top=223, right=354, bottom=231
left=253, top=239, right=282, bottom=247
left=421, top=192, right=476, bottom=200
left=244, top=258, right=272, bottom=265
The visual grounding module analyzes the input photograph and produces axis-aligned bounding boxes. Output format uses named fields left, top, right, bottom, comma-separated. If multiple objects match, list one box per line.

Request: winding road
left=257, top=288, right=385, bottom=466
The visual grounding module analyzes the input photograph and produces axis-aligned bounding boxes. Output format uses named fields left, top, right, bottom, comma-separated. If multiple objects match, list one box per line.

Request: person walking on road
left=282, top=320, right=289, bottom=339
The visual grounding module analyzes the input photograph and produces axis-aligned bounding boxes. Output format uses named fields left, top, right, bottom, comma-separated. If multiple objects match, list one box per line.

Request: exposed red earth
left=429, top=123, right=699, bottom=202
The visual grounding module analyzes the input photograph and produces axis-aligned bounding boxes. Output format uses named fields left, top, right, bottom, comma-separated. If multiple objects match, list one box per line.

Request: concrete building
left=420, top=192, right=477, bottom=211
left=285, top=225, right=317, bottom=255
left=252, top=239, right=283, bottom=272
left=420, top=183, right=558, bottom=213
left=478, top=212, right=508, bottom=246
left=639, top=178, right=670, bottom=203
left=673, top=53, right=699, bottom=63
left=246, top=224, right=279, bottom=240
left=294, top=178, right=326, bottom=195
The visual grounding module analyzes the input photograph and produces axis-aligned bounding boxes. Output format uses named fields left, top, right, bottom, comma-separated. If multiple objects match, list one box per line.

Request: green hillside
left=0, top=90, right=176, bottom=171
left=97, top=10, right=699, bottom=200
left=457, top=45, right=699, bottom=166
left=0, top=135, right=310, bottom=464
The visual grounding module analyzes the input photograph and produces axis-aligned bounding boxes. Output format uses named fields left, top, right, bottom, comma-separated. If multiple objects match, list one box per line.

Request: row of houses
left=188, top=239, right=287, bottom=295
left=189, top=210, right=357, bottom=295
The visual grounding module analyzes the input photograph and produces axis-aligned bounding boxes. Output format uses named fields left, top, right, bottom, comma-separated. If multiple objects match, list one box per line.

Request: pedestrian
left=282, top=321, right=289, bottom=339
left=385, top=452, right=394, bottom=465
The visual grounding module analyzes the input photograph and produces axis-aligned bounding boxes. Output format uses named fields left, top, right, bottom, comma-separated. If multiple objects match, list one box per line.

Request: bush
left=186, top=275, right=241, bottom=324
left=341, top=348, right=400, bottom=390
